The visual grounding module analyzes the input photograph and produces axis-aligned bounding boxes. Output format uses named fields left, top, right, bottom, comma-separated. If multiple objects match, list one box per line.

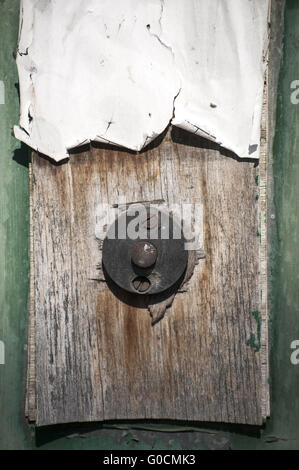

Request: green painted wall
left=0, top=0, right=299, bottom=450
left=0, top=0, right=31, bottom=450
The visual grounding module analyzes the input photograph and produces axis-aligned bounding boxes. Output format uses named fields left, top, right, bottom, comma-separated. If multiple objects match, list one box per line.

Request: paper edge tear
left=14, top=0, right=269, bottom=162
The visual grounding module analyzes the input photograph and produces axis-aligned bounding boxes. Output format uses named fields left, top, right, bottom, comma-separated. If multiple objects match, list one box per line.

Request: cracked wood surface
left=29, top=126, right=268, bottom=426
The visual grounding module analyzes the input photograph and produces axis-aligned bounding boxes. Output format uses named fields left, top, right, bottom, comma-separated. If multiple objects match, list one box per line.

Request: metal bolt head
left=131, top=241, right=157, bottom=268
left=132, top=276, right=151, bottom=293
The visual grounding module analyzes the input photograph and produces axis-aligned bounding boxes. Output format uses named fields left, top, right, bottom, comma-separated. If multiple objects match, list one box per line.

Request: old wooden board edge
left=260, top=62, right=270, bottom=419
left=258, top=0, right=271, bottom=418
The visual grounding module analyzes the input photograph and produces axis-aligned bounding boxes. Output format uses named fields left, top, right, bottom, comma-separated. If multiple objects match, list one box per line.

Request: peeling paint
left=14, top=0, right=269, bottom=162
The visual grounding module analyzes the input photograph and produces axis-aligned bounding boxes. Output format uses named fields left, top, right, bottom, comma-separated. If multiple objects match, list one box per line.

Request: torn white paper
left=14, top=0, right=269, bottom=162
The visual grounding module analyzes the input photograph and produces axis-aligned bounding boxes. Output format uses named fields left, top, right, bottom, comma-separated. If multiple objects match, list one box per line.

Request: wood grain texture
left=25, top=161, right=36, bottom=422
left=30, top=123, right=267, bottom=426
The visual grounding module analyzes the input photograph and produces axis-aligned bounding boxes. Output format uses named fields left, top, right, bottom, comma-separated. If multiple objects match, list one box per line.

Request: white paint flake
left=14, top=0, right=269, bottom=161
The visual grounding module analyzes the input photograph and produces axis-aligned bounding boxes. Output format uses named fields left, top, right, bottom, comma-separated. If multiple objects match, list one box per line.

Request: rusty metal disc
left=102, top=208, right=188, bottom=295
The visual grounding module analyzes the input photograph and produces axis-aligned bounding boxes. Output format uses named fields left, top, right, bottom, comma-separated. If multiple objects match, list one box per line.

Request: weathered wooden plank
left=31, top=122, right=266, bottom=426
left=0, top=0, right=30, bottom=449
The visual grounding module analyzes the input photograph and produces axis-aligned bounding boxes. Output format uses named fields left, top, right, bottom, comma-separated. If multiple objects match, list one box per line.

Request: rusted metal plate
left=102, top=208, right=188, bottom=295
